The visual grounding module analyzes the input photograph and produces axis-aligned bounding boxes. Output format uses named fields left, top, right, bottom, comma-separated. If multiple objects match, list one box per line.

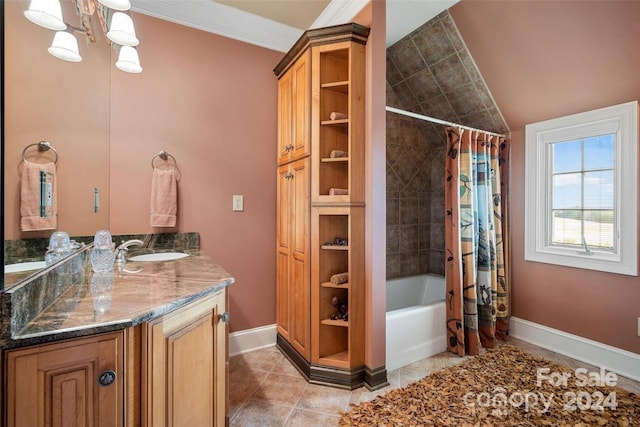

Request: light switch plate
left=233, top=195, right=244, bottom=212
left=637, top=317, right=640, bottom=336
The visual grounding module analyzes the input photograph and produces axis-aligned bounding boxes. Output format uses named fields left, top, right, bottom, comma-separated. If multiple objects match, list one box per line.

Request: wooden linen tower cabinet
left=274, top=23, right=373, bottom=389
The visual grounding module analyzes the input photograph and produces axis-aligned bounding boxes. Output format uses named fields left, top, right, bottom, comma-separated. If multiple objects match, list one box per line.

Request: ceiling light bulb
left=24, top=0, right=66, bottom=31
left=97, top=0, right=131, bottom=11
left=48, top=31, right=82, bottom=62
left=116, top=46, right=142, bottom=73
left=107, top=12, right=139, bottom=46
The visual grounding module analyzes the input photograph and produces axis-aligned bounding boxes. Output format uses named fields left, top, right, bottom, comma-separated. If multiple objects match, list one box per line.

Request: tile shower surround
left=386, top=11, right=509, bottom=280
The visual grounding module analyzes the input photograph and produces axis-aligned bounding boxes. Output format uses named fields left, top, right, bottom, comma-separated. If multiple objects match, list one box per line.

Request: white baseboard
left=229, top=324, right=277, bottom=357
left=510, top=317, right=640, bottom=382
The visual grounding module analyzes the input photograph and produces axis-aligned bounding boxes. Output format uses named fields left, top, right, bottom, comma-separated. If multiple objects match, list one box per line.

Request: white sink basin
left=129, top=252, right=189, bottom=262
left=4, top=261, right=47, bottom=274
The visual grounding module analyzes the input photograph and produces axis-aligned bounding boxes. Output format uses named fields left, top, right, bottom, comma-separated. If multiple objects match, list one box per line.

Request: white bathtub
left=386, top=274, right=447, bottom=372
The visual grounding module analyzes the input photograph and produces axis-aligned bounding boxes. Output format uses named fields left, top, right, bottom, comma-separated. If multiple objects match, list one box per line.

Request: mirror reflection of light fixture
left=48, top=31, right=83, bottom=62
left=24, top=0, right=66, bottom=31
left=23, top=0, right=142, bottom=73
left=107, top=12, right=139, bottom=46
left=116, top=46, right=142, bottom=73
left=96, top=0, right=132, bottom=11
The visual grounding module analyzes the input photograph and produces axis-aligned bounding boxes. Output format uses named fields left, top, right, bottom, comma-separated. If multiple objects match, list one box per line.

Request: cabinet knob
left=218, top=312, right=230, bottom=323
left=284, top=144, right=294, bottom=152
left=98, top=370, right=117, bottom=387
left=285, top=173, right=294, bottom=180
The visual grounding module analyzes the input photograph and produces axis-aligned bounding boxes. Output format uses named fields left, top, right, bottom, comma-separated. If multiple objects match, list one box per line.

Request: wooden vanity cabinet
left=3, top=288, right=229, bottom=427
left=142, top=288, right=228, bottom=427
left=5, top=331, right=125, bottom=427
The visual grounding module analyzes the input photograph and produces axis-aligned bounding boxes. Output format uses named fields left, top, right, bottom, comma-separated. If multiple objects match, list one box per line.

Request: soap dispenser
left=90, top=230, right=116, bottom=273
left=45, top=231, right=71, bottom=266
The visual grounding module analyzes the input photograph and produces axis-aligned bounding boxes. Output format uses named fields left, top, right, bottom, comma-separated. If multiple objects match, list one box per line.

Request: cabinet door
left=289, top=157, right=310, bottom=358
left=5, top=332, right=124, bottom=427
left=277, top=70, right=293, bottom=165
left=277, top=51, right=310, bottom=165
left=276, top=163, right=292, bottom=340
left=144, top=290, right=227, bottom=427
left=290, top=51, right=310, bottom=161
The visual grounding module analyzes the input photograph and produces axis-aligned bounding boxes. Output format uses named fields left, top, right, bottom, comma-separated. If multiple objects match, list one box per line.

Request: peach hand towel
left=330, top=112, right=348, bottom=120
left=150, top=168, right=177, bottom=227
left=20, top=161, right=57, bottom=231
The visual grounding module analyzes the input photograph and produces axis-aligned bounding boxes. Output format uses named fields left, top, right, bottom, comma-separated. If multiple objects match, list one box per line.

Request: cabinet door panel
left=276, top=164, right=292, bottom=338
left=6, top=332, right=123, bottom=427
left=277, top=71, right=292, bottom=164
left=290, top=157, right=310, bottom=357
left=291, top=52, right=310, bottom=160
left=166, top=313, right=214, bottom=426
left=144, top=290, right=227, bottom=427
left=50, top=368, right=90, bottom=427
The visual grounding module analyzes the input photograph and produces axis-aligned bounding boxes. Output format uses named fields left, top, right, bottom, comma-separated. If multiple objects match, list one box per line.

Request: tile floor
left=228, top=337, right=640, bottom=426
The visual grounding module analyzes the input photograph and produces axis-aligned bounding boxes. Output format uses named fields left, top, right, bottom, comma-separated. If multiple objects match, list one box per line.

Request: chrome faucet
left=115, top=239, right=144, bottom=264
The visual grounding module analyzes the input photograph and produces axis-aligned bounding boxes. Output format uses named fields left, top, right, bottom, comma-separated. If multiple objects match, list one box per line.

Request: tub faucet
left=115, top=239, right=144, bottom=264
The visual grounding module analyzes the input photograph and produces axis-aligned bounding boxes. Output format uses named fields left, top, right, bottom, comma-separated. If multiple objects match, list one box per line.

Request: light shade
left=97, top=0, right=131, bottom=11
left=48, top=31, right=82, bottom=62
left=24, top=0, right=66, bottom=31
left=116, top=46, right=142, bottom=73
left=107, top=12, right=139, bottom=46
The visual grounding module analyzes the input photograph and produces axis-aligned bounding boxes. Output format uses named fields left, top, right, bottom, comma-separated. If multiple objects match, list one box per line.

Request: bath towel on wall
left=20, top=161, right=58, bottom=231
left=150, top=168, right=178, bottom=227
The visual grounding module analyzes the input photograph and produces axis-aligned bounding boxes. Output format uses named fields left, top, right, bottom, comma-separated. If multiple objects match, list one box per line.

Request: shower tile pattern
left=386, top=11, right=509, bottom=279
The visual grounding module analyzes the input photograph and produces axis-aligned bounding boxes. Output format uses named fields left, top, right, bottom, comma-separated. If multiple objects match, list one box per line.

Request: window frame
left=524, top=101, right=638, bottom=276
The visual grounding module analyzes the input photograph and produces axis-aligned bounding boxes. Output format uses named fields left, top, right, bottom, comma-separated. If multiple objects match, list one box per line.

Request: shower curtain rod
left=385, top=106, right=507, bottom=138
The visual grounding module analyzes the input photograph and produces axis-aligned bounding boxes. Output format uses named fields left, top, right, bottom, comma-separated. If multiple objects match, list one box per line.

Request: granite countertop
left=2, top=250, right=234, bottom=349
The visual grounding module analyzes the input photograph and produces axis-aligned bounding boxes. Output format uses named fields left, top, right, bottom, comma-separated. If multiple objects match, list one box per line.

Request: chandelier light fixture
left=24, top=0, right=143, bottom=73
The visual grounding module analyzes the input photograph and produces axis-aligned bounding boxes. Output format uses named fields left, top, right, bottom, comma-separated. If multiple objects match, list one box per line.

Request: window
left=525, top=101, right=638, bottom=276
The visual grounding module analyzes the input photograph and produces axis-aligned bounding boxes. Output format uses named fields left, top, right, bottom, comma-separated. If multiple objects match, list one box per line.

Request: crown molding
left=131, top=0, right=303, bottom=52
left=310, top=0, right=369, bottom=29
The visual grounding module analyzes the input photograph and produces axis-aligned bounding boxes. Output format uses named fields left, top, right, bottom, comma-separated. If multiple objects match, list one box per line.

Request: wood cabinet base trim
left=276, top=334, right=386, bottom=390
left=364, top=365, right=389, bottom=391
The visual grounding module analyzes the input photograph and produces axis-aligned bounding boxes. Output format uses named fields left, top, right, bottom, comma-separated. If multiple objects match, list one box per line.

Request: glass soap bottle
left=90, top=230, right=115, bottom=273
left=45, top=231, right=71, bottom=266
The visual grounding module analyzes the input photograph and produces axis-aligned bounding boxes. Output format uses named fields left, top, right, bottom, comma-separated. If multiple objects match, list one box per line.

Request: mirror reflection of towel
left=150, top=168, right=177, bottom=227
left=21, top=161, right=57, bottom=231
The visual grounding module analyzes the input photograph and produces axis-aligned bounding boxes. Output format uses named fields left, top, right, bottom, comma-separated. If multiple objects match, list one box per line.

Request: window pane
left=552, top=173, right=582, bottom=209
left=584, top=134, right=614, bottom=170
left=552, top=140, right=582, bottom=173
left=552, top=210, right=582, bottom=246
left=583, top=210, right=614, bottom=249
left=584, top=170, right=614, bottom=209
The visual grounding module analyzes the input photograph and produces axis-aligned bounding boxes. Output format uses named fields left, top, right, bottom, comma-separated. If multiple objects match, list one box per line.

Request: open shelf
left=321, top=81, right=349, bottom=93
left=321, top=119, right=349, bottom=126
left=321, top=281, right=349, bottom=289
left=320, top=49, right=349, bottom=84
left=320, top=319, right=349, bottom=327
left=319, top=351, right=349, bottom=367
left=321, top=157, right=349, bottom=163
left=321, top=245, right=349, bottom=251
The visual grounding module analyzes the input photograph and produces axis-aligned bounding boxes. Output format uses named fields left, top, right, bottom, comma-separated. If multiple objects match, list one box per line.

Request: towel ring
left=22, top=141, right=59, bottom=164
left=151, top=150, right=177, bottom=171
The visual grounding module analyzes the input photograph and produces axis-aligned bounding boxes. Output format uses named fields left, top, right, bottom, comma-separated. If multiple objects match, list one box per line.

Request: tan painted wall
left=451, top=0, right=640, bottom=353
left=108, top=13, right=282, bottom=333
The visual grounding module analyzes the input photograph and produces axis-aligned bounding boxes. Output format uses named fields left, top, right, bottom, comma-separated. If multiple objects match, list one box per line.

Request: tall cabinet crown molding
left=275, top=23, right=383, bottom=390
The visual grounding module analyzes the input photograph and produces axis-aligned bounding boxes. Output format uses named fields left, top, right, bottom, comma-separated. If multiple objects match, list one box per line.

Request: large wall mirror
left=4, top=0, right=111, bottom=289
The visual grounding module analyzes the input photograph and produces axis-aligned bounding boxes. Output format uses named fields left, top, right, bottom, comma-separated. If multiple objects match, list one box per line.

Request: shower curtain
left=444, top=127, right=510, bottom=356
